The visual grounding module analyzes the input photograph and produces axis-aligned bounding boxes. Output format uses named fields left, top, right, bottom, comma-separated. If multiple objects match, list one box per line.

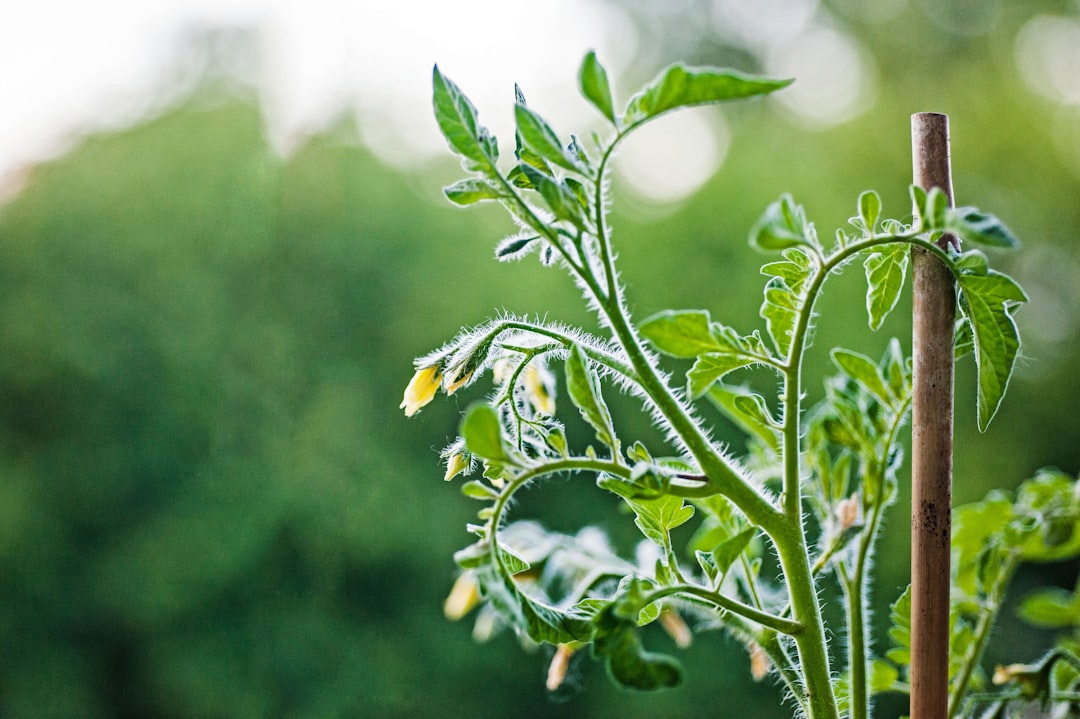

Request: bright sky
left=0, top=0, right=647, bottom=195
left=6, top=1, right=1073, bottom=204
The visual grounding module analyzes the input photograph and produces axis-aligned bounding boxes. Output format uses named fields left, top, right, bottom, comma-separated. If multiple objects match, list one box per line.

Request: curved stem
left=659, top=584, right=804, bottom=636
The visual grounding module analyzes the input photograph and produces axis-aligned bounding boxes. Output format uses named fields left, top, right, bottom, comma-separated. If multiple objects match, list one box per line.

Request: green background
left=1, top=2, right=1078, bottom=716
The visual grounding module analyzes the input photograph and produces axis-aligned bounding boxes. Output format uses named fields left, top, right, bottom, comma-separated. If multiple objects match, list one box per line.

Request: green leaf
left=909, top=185, right=928, bottom=228
left=452, top=540, right=529, bottom=575
left=858, top=190, right=882, bottom=231
left=863, top=244, right=909, bottom=331
left=870, top=659, right=900, bottom=693
left=579, top=51, right=617, bottom=126
left=831, top=348, right=893, bottom=407
left=695, top=550, right=719, bottom=584
left=948, top=207, right=1020, bottom=249
left=514, top=103, right=583, bottom=174
left=520, top=164, right=588, bottom=229
left=760, top=277, right=800, bottom=357
left=710, top=526, right=755, bottom=579
left=750, top=194, right=813, bottom=252
left=1018, top=588, right=1080, bottom=629
left=592, top=602, right=683, bottom=690
left=626, top=494, right=695, bottom=547
left=639, top=309, right=721, bottom=358
left=927, top=187, right=948, bottom=230
left=432, top=65, right=497, bottom=170
left=494, top=234, right=541, bottom=261
left=707, top=384, right=781, bottom=451
left=955, top=270, right=1027, bottom=431
left=460, top=480, right=497, bottom=500
left=623, top=63, right=792, bottom=128
left=687, top=353, right=755, bottom=398
left=461, top=403, right=509, bottom=462
left=443, top=178, right=502, bottom=206
left=885, top=584, right=912, bottom=666
left=954, top=249, right=989, bottom=276
left=565, top=344, right=619, bottom=452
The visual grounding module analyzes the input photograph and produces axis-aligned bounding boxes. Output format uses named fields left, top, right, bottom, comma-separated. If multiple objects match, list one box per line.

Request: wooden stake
left=910, top=112, right=956, bottom=719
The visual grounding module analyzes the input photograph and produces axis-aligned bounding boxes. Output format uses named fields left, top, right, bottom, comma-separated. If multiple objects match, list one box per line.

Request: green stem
left=947, top=550, right=1021, bottom=719
left=846, top=396, right=912, bottom=719
left=775, top=515, right=841, bottom=719
left=661, top=584, right=805, bottom=636
left=587, top=141, right=782, bottom=533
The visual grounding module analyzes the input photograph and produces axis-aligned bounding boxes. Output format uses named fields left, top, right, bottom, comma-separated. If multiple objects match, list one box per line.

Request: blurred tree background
left=1, top=1, right=1078, bottom=717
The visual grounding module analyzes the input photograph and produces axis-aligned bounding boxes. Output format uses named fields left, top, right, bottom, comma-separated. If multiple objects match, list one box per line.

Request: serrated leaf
left=858, top=190, right=881, bottom=230
left=566, top=344, right=618, bottom=452
left=948, top=207, right=1020, bottom=249
left=955, top=270, right=1027, bottom=431
left=760, top=277, right=800, bottom=357
left=461, top=403, right=509, bottom=462
left=472, top=563, right=591, bottom=646
left=579, top=51, right=617, bottom=126
left=831, top=348, right=893, bottom=407
left=432, top=66, right=497, bottom=170
left=514, top=103, right=583, bottom=174
left=623, top=64, right=792, bottom=128
left=626, top=494, right=695, bottom=547
left=863, top=244, right=909, bottom=330
left=687, top=353, right=754, bottom=398
left=639, top=309, right=721, bottom=358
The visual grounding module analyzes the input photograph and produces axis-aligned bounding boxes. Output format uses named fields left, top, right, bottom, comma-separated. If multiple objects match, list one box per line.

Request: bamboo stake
left=910, top=112, right=956, bottom=719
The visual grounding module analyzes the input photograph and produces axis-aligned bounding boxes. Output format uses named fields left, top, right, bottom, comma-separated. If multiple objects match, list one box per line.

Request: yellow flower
left=443, top=572, right=481, bottom=621
left=523, top=364, right=555, bottom=415
left=444, top=452, right=468, bottom=481
left=400, top=366, right=441, bottom=417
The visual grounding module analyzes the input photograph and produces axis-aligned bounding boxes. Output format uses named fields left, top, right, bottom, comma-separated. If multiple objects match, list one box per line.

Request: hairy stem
left=947, top=551, right=1021, bottom=718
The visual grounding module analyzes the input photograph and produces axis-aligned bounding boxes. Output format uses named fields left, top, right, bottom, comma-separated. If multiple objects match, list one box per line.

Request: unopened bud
left=546, top=644, right=575, bottom=691
left=443, top=572, right=480, bottom=621
left=836, top=495, right=860, bottom=530
left=750, top=641, right=770, bottom=681
left=659, top=608, right=693, bottom=649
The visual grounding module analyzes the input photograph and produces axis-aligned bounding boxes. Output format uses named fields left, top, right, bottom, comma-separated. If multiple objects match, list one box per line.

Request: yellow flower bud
left=444, top=452, right=468, bottom=481
left=400, top=365, right=441, bottom=417
left=836, top=495, right=860, bottom=530
left=749, top=641, right=770, bottom=682
left=546, top=644, right=575, bottom=691
left=659, top=608, right=693, bottom=648
left=443, top=572, right=481, bottom=621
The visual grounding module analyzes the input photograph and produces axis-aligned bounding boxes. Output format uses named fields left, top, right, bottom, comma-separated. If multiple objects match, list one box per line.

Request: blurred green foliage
left=0, top=1, right=1078, bottom=717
